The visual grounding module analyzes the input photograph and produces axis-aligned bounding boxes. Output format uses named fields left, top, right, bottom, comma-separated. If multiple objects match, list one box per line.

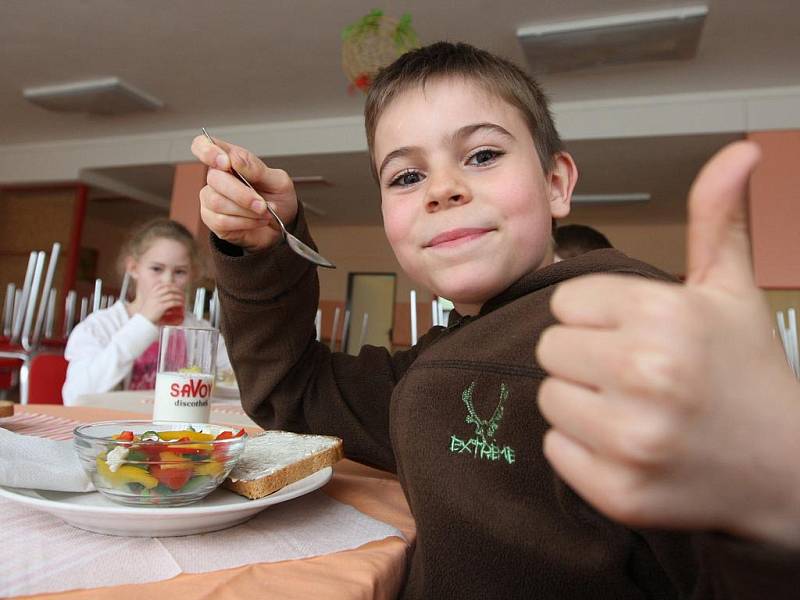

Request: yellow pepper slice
left=193, top=461, right=224, bottom=477
left=157, top=430, right=215, bottom=442
left=96, top=457, right=158, bottom=489
left=166, top=442, right=214, bottom=452
left=157, top=451, right=194, bottom=470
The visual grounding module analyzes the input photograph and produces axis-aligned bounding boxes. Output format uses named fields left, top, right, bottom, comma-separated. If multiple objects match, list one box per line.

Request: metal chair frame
left=0, top=244, right=65, bottom=404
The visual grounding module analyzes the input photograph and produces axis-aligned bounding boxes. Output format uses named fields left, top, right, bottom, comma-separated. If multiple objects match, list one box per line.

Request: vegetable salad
left=95, top=427, right=246, bottom=500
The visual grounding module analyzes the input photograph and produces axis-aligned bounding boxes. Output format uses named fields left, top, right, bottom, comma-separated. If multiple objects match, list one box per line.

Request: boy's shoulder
left=564, top=248, right=678, bottom=283
left=480, top=249, right=675, bottom=321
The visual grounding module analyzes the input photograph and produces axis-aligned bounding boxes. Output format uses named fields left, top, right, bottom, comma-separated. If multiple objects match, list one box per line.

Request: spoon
left=201, top=128, right=335, bottom=269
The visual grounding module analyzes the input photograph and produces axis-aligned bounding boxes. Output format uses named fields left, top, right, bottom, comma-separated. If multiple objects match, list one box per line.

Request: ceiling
left=2, top=1, right=798, bottom=225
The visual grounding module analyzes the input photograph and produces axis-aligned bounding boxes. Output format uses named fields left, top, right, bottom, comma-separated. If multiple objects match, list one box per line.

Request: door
left=344, top=272, right=396, bottom=355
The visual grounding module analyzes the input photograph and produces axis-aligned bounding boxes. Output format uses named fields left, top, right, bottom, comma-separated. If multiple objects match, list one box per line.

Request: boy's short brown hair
left=364, top=41, right=563, bottom=179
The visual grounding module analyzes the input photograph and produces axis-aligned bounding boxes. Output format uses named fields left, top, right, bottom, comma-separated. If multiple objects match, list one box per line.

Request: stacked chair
left=0, top=244, right=69, bottom=404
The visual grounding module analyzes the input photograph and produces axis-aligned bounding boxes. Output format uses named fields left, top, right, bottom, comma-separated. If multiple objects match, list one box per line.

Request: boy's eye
left=467, top=148, right=502, bottom=166
left=150, top=266, right=162, bottom=273
left=389, top=169, right=424, bottom=187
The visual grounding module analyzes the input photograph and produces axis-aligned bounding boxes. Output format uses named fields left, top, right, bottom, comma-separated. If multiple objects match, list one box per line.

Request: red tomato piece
left=138, top=442, right=163, bottom=460
left=150, top=464, right=193, bottom=491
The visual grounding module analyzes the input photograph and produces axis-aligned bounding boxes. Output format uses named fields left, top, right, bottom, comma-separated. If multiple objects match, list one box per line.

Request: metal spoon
left=201, top=128, right=335, bottom=269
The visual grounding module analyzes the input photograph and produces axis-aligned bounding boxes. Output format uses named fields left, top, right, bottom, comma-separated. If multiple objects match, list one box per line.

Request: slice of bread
left=0, top=400, right=14, bottom=418
left=223, top=430, right=343, bottom=500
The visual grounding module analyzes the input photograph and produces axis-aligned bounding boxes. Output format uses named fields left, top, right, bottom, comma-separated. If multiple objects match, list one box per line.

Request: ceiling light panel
left=518, top=5, right=708, bottom=74
left=22, top=77, right=163, bottom=116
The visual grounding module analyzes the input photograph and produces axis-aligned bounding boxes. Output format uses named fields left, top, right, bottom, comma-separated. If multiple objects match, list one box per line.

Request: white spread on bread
left=228, top=431, right=338, bottom=482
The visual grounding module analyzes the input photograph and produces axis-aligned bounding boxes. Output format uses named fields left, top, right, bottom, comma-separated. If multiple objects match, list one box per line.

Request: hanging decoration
left=341, top=9, right=419, bottom=94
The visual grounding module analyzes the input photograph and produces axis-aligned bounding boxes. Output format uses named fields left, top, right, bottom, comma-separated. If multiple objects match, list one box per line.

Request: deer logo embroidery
left=449, top=382, right=516, bottom=464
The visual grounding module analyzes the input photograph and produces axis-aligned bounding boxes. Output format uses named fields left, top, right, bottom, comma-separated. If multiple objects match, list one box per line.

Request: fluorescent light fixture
left=572, top=193, right=651, bottom=204
left=519, top=6, right=708, bottom=37
left=518, top=5, right=708, bottom=73
left=291, top=176, right=329, bottom=184
left=23, top=77, right=163, bottom=115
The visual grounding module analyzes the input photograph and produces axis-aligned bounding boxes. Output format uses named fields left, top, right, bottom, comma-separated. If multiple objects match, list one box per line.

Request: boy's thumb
left=686, top=141, right=762, bottom=291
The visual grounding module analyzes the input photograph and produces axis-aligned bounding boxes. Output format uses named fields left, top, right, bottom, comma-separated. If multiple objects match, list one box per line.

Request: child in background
left=192, top=42, right=800, bottom=599
left=62, top=219, right=230, bottom=406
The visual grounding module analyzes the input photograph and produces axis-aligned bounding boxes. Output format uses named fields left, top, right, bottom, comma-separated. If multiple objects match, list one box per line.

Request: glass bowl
left=73, top=420, right=248, bottom=507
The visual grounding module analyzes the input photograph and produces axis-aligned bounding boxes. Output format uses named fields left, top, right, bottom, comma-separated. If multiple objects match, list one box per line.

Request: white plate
left=0, top=467, right=332, bottom=537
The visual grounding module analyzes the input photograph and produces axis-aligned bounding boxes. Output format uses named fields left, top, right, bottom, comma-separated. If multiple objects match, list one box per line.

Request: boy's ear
left=547, top=152, right=578, bottom=219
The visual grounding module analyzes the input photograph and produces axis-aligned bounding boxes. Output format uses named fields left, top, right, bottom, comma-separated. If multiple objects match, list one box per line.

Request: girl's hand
left=136, top=282, right=184, bottom=324
left=536, top=141, right=800, bottom=549
left=191, top=135, right=298, bottom=253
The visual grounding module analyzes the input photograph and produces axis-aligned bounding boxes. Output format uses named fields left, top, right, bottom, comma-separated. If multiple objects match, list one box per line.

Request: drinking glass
left=158, top=297, right=185, bottom=326
left=153, top=326, right=218, bottom=422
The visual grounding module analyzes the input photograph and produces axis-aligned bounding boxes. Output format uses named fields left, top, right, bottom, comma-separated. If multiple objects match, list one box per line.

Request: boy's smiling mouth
left=424, top=227, right=495, bottom=249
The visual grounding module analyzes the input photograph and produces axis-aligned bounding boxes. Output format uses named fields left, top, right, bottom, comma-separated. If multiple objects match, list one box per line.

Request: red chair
left=0, top=358, right=19, bottom=396
left=0, top=339, right=21, bottom=386
left=1, top=244, right=68, bottom=403
left=0, top=348, right=25, bottom=401
left=27, top=353, right=68, bottom=405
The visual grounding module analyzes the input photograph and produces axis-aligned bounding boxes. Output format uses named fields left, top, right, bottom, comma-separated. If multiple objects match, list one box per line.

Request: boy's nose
left=161, top=271, right=175, bottom=284
left=424, top=173, right=472, bottom=213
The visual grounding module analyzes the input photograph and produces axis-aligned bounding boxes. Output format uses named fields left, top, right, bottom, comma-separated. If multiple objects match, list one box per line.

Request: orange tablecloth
left=11, top=405, right=416, bottom=600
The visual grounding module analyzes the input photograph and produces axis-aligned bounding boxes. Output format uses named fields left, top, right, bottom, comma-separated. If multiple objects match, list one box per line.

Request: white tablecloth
left=0, top=411, right=403, bottom=597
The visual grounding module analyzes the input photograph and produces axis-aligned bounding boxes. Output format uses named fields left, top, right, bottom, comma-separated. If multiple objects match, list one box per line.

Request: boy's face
left=374, top=78, right=574, bottom=314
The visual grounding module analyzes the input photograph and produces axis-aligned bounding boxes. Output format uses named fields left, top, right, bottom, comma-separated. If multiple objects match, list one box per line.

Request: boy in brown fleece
left=192, top=42, right=800, bottom=599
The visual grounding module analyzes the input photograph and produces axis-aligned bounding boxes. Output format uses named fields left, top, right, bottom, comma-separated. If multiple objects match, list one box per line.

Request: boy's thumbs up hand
left=536, top=141, right=800, bottom=549
left=686, top=141, right=760, bottom=291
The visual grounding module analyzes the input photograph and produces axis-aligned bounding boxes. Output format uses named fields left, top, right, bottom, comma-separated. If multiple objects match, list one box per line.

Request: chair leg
left=19, top=359, right=30, bottom=405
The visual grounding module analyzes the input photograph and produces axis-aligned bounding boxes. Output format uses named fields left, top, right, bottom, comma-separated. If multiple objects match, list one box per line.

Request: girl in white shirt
left=62, top=219, right=230, bottom=405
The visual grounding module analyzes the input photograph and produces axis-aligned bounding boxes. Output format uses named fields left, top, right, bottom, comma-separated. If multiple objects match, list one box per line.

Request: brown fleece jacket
left=211, top=213, right=800, bottom=599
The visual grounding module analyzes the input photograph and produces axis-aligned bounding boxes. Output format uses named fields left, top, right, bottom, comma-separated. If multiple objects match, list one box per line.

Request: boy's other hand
left=536, top=141, right=800, bottom=549
left=191, top=134, right=298, bottom=253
